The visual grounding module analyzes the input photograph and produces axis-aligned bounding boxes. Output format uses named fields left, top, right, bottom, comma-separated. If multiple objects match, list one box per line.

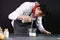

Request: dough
left=0, top=33, right=4, bottom=40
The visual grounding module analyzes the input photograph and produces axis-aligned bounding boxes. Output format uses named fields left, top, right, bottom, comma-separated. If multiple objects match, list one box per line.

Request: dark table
left=4, top=34, right=60, bottom=40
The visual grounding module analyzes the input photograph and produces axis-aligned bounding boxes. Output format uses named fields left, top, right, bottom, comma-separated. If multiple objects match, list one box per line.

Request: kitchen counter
left=4, top=34, right=60, bottom=40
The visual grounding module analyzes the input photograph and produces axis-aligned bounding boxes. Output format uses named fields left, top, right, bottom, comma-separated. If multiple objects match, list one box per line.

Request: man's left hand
left=43, top=30, right=51, bottom=35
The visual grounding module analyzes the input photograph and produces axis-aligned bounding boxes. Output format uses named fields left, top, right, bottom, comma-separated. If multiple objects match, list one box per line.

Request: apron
left=14, top=20, right=31, bottom=34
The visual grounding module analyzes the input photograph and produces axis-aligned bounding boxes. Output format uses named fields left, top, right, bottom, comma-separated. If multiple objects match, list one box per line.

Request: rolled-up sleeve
left=8, top=2, right=27, bottom=20
left=36, top=17, right=45, bottom=32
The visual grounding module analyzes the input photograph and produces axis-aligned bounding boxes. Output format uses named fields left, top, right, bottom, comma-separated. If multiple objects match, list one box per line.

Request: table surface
left=4, top=34, right=60, bottom=40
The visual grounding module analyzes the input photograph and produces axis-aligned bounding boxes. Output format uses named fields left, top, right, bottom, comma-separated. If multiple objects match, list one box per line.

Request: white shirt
left=8, top=2, right=44, bottom=32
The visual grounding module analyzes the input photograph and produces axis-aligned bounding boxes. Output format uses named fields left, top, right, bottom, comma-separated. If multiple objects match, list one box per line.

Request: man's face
left=34, top=7, right=43, bottom=17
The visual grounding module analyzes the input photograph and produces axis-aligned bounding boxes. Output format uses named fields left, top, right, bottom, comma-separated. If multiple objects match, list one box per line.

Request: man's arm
left=8, top=11, right=31, bottom=23
left=8, top=2, right=33, bottom=21
left=36, top=17, right=51, bottom=35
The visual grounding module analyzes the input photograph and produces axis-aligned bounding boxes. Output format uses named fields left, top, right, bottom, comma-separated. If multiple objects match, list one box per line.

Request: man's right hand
left=22, top=16, right=31, bottom=23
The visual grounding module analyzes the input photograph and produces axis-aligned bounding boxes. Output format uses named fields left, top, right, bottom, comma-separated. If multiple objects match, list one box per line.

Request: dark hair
left=40, top=4, right=49, bottom=15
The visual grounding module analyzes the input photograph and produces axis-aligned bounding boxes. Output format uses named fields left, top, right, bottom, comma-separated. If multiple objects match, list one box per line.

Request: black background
left=0, top=0, right=60, bottom=34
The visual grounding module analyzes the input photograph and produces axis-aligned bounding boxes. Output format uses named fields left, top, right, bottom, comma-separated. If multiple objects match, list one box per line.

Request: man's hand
left=43, top=30, right=51, bottom=35
left=22, top=16, right=31, bottom=23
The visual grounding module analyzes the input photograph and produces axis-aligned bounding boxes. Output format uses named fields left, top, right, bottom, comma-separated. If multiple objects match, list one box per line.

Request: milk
left=4, top=28, right=9, bottom=38
left=28, top=28, right=36, bottom=37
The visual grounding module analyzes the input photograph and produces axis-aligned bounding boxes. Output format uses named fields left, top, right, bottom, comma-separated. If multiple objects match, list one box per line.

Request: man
left=8, top=1, right=51, bottom=35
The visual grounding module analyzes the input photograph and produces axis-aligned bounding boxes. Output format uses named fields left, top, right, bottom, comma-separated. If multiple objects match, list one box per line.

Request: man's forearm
left=17, top=15, right=31, bottom=23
